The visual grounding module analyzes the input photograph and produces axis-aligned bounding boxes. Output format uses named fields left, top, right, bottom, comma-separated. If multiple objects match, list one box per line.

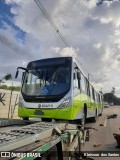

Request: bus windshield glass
left=22, top=59, right=71, bottom=96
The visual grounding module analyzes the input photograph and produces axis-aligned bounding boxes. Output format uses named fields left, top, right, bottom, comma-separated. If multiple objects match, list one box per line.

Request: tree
left=0, top=73, right=12, bottom=85
left=104, top=93, right=115, bottom=105
left=111, top=87, right=115, bottom=95
left=3, top=74, right=12, bottom=81
left=104, top=87, right=120, bottom=105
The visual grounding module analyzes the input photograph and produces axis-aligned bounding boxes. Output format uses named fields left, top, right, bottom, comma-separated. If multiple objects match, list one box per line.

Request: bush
left=0, top=85, right=20, bottom=91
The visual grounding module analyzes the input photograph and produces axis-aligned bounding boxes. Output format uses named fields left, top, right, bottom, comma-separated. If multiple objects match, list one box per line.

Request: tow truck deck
left=0, top=118, right=88, bottom=160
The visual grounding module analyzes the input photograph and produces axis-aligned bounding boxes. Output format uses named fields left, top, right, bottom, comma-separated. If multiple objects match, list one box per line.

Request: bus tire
left=40, top=145, right=58, bottom=160
left=81, top=109, right=86, bottom=126
left=22, top=117, right=29, bottom=120
left=92, top=109, right=97, bottom=122
left=99, top=109, right=103, bottom=116
left=99, top=113, right=102, bottom=116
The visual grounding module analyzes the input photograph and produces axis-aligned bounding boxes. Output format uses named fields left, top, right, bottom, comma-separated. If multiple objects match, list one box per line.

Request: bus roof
left=27, top=57, right=72, bottom=69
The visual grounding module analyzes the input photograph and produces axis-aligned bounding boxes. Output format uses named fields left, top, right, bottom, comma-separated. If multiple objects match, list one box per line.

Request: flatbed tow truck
left=0, top=118, right=89, bottom=160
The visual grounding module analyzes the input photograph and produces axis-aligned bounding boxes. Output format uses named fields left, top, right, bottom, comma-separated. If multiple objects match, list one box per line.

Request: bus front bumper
left=18, top=106, right=74, bottom=120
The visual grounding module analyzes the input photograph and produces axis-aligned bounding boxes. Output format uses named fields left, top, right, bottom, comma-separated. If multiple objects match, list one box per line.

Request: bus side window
left=97, top=93, right=99, bottom=103
left=73, top=71, right=79, bottom=88
left=73, top=63, right=81, bottom=89
left=95, top=92, right=97, bottom=102
left=81, top=74, right=86, bottom=93
left=73, top=72, right=77, bottom=87
left=98, top=94, right=100, bottom=103
left=77, top=71, right=81, bottom=89
left=85, top=79, right=87, bottom=93
left=86, top=78, right=90, bottom=96
left=99, top=95, right=101, bottom=103
left=73, top=63, right=77, bottom=88
left=92, top=87, right=95, bottom=100
left=101, top=95, right=103, bottom=102
left=90, top=85, right=93, bottom=99
left=96, top=93, right=98, bottom=102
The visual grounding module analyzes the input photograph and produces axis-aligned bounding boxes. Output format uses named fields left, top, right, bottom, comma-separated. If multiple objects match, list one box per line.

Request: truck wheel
left=40, top=145, right=58, bottom=160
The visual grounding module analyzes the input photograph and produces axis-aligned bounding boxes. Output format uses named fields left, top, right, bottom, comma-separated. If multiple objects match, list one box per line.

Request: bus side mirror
left=77, top=72, right=81, bottom=79
left=15, top=70, right=19, bottom=79
left=22, top=72, right=25, bottom=82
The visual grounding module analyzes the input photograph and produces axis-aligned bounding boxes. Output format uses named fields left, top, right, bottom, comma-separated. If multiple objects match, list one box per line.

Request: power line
left=88, top=73, right=96, bottom=82
left=34, top=0, right=70, bottom=48
left=34, top=0, right=91, bottom=77
left=0, top=34, right=34, bottom=61
left=92, top=75, right=108, bottom=85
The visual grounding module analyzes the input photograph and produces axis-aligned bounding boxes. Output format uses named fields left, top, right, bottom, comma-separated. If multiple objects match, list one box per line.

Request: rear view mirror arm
left=15, top=67, right=28, bottom=79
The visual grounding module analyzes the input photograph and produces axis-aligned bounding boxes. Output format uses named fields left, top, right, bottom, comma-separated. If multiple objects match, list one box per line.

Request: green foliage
left=0, top=85, right=8, bottom=89
left=0, top=85, right=20, bottom=91
left=0, top=73, right=12, bottom=83
left=3, top=74, right=12, bottom=81
left=104, top=92, right=120, bottom=105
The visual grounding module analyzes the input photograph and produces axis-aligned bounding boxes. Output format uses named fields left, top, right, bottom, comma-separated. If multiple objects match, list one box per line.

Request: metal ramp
left=0, top=118, right=42, bottom=127
left=0, top=118, right=29, bottom=127
left=0, top=121, right=77, bottom=151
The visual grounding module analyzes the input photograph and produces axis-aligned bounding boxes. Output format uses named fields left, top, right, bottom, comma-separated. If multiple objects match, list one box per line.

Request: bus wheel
left=22, top=117, right=29, bottom=120
left=40, top=145, right=58, bottom=160
left=92, top=109, right=97, bottom=122
left=99, top=109, right=103, bottom=116
left=99, top=112, right=102, bottom=116
left=81, top=111, right=85, bottom=126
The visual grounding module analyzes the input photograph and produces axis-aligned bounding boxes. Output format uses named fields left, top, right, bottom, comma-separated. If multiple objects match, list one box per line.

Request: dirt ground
left=82, top=105, right=120, bottom=160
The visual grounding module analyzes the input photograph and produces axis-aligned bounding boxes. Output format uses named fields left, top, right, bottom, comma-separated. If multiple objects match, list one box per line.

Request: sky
left=0, top=0, right=120, bottom=96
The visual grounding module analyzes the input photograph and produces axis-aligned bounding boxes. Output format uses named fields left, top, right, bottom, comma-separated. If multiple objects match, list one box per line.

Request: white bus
left=15, top=57, right=103, bottom=123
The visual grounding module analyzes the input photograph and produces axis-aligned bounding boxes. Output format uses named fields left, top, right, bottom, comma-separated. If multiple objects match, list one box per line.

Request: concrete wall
left=0, top=89, right=20, bottom=119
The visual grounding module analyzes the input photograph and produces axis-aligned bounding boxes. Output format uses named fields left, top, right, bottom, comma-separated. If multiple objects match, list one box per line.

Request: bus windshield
left=22, top=64, right=71, bottom=96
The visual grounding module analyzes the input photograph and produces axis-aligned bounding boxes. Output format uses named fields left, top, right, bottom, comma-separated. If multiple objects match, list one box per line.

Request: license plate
left=34, top=110, right=44, bottom=115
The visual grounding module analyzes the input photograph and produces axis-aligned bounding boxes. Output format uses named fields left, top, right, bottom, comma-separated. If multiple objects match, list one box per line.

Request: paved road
left=82, top=105, right=120, bottom=160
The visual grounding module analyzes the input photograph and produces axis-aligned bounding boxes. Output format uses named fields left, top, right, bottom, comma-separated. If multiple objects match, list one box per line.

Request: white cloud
left=0, top=0, right=119, bottom=96
left=93, top=43, right=102, bottom=49
left=51, top=47, right=79, bottom=57
left=100, top=17, right=112, bottom=24
left=50, top=47, right=60, bottom=54
left=116, top=55, right=120, bottom=61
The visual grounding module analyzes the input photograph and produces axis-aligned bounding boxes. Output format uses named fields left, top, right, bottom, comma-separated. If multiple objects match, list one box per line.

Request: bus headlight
left=19, top=97, right=24, bottom=108
left=58, top=97, right=71, bottom=108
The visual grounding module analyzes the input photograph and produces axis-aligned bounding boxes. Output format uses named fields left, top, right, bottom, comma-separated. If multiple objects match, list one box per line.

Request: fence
left=0, top=89, right=20, bottom=119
